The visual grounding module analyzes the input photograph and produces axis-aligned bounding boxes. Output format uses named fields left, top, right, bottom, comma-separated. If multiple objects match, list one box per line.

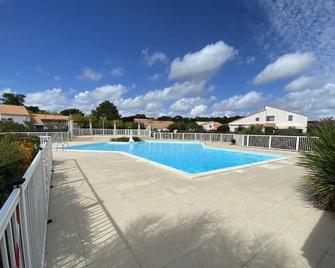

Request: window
left=266, top=116, right=275, bottom=121
left=255, top=117, right=260, bottom=121
left=288, top=115, right=293, bottom=121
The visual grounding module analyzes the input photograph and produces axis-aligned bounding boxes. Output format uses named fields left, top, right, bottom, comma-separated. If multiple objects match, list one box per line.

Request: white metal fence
left=153, top=132, right=234, bottom=142
left=0, top=131, right=70, bottom=143
left=0, top=137, right=53, bottom=268
left=72, top=128, right=150, bottom=137
left=152, top=132, right=316, bottom=152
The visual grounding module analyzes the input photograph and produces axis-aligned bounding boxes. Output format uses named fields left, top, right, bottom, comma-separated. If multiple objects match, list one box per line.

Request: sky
left=0, top=0, right=334, bottom=119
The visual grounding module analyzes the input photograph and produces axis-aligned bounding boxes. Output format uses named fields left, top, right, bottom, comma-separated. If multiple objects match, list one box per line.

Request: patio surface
left=45, top=143, right=335, bottom=268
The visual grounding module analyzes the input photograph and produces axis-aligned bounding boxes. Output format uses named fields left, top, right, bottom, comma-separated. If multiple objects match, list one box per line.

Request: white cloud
left=53, top=76, right=61, bottom=81
left=148, top=73, right=162, bottom=81
left=119, top=81, right=207, bottom=116
left=73, top=84, right=127, bottom=112
left=110, top=67, right=124, bottom=77
left=276, top=83, right=335, bottom=119
left=246, top=56, right=255, bottom=64
left=190, top=104, right=207, bottom=117
left=258, top=0, right=335, bottom=78
left=0, top=88, right=13, bottom=96
left=25, top=88, right=69, bottom=111
left=141, top=48, right=167, bottom=66
left=284, top=76, right=322, bottom=92
left=169, top=97, right=206, bottom=113
left=169, top=41, right=236, bottom=81
left=77, top=67, right=102, bottom=81
left=213, top=91, right=265, bottom=113
left=253, top=52, right=316, bottom=84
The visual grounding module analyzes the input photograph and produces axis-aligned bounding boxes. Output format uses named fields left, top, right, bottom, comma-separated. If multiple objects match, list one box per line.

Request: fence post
left=220, top=134, right=223, bottom=142
left=269, top=136, right=272, bottom=149
left=182, top=133, right=185, bottom=140
left=210, top=134, right=212, bottom=142
left=296, top=136, right=300, bottom=151
left=246, top=135, right=249, bottom=147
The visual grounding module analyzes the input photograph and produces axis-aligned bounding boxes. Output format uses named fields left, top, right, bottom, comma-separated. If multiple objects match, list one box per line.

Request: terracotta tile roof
left=31, top=114, right=69, bottom=125
left=0, top=104, right=29, bottom=116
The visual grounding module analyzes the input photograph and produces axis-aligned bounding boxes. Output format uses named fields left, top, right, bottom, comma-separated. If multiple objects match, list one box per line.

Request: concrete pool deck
left=46, top=142, right=335, bottom=268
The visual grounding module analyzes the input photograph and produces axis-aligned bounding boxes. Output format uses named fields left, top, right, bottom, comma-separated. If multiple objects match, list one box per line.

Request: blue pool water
left=67, top=141, right=281, bottom=174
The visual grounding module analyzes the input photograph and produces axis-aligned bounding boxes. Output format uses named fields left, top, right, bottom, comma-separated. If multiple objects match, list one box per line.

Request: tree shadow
left=46, top=159, right=330, bottom=268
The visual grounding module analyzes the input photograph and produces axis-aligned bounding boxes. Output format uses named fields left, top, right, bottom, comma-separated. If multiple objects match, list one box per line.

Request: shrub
left=0, top=135, right=40, bottom=206
left=217, top=124, right=229, bottom=133
left=299, top=123, right=335, bottom=210
left=0, top=121, right=27, bottom=132
left=275, top=127, right=303, bottom=136
left=110, top=136, right=142, bottom=142
left=241, top=125, right=263, bottom=134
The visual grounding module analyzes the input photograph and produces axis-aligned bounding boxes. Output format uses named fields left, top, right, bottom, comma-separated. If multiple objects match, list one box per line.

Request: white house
left=196, top=121, right=223, bottom=131
left=228, top=106, right=308, bottom=133
left=0, top=104, right=30, bottom=124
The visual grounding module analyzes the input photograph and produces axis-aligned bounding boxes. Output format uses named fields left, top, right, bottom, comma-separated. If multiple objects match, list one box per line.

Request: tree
left=217, top=124, right=230, bottom=133
left=1, top=93, right=25, bottom=106
left=60, top=108, right=84, bottom=116
left=186, top=122, right=204, bottom=132
left=168, top=121, right=187, bottom=131
left=91, top=101, right=120, bottom=121
left=26, top=106, right=40, bottom=113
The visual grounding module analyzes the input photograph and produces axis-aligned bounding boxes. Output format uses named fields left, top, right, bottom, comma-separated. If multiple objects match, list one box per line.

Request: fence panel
left=0, top=137, right=53, bottom=268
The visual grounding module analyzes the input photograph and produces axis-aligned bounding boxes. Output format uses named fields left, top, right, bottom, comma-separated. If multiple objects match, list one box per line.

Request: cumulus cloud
left=110, top=67, right=124, bottom=77
left=190, top=104, right=207, bottom=117
left=25, top=88, right=70, bottom=111
left=73, top=84, right=127, bottom=112
left=169, top=97, right=206, bottom=113
left=77, top=67, right=103, bottom=81
left=119, top=81, right=207, bottom=116
left=213, top=91, right=265, bottom=113
left=142, top=48, right=167, bottom=66
left=276, top=83, right=335, bottom=119
left=169, top=41, right=237, bottom=81
left=253, top=52, right=316, bottom=84
left=284, top=76, right=322, bottom=92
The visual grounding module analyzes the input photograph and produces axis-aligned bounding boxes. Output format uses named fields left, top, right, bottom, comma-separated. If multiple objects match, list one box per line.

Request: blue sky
left=0, top=0, right=334, bottom=119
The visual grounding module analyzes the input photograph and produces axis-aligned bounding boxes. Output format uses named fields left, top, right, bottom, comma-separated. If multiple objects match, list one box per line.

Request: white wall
left=229, top=106, right=308, bottom=132
left=0, top=114, right=30, bottom=124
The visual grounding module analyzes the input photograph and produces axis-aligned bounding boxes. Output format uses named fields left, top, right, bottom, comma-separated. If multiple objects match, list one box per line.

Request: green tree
left=1, top=93, right=25, bottom=105
left=60, top=108, right=84, bottom=116
left=241, top=125, right=263, bottom=134
left=217, top=124, right=230, bottom=133
left=91, top=101, right=120, bottom=120
left=186, top=122, right=204, bottom=132
left=168, top=121, right=187, bottom=131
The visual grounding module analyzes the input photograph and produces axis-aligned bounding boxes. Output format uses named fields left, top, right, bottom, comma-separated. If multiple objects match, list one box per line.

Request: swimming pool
left=66, top=141, right=283, bottom=176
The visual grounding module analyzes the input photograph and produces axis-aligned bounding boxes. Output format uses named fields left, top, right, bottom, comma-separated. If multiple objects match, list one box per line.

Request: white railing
left=0, top=137, right=53, bottom=268
left=239, top=134, right=317, bottom=151
left=153, top=132, right=234, bottom=142
left=152, top=132, right=315, bottom=152
left=0, top=131, right=70, bottom=143
left=73, top=128, right=150, bottom=137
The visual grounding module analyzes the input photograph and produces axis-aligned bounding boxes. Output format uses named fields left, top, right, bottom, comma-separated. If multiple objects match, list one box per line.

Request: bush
left=241, top=125, right=263, bottom=134
left=0, top=135, right=40, bottom=206
left=275, top=127, right=303, bottom=136
left=299, top=123, right=335, bottom=210
left=217, top=124, right=229, bottom=133
left=0, top=121, right=27, bottom=132
left=110, top=136, right=142, bottom=142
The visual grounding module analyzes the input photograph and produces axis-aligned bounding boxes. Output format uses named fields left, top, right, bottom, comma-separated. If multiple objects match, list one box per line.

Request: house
left=31, top=114, right=70, bottom=130
left=0, top=104, right=30, bottom=124
left=228, top=106, right=308, bottom=133
left=196, top=121, right=223, bottom=131
left=134, top=118, right=173, bottom=131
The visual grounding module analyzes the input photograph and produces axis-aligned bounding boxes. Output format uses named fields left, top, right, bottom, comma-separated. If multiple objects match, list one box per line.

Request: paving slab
left=45, top=143, right=335, bottom=268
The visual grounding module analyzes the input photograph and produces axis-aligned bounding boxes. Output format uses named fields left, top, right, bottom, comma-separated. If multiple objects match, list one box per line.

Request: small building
left=31, top=114, right=70, bottom=130
left=134, top=118, right=173, bottom=131
left=0, top=104, right=30, bottom=124
left=228, top=106, right=308, bottom=133
left=196, top=121, right=223, bottom=131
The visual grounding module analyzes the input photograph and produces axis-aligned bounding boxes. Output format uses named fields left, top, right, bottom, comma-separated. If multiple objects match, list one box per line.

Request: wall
left=229, top=106, right=308, bottom=132
left=0, top=114, right=30, bottom=124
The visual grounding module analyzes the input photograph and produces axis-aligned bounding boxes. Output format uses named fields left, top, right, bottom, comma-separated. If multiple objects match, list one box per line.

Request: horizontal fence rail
left=72, top=128, right=150, bottom=137
left=0, top=137, right=53, bottom=268
left=152, top=132, right=316, bottom=152
left=0, top=131, right=70, bottom=143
